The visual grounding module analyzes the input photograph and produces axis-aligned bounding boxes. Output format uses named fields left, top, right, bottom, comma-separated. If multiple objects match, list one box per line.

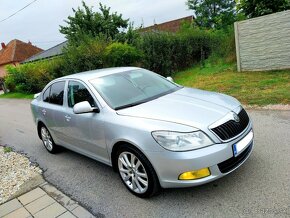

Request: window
left=68, top=81, right=95, bottom=108
left=49, top=81, right=65, bottom=105
left=43, top=87, right=50, bottom=103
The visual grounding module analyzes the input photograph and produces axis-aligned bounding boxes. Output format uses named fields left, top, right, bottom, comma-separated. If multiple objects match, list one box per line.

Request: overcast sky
left=0, top=0, right=193, bottom=49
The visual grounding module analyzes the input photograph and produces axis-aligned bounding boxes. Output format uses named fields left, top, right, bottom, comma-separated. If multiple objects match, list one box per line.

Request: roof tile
left=0, top=39, right=43, bottom=65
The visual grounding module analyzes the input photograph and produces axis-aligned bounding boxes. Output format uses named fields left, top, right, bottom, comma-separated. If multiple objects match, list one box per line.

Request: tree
left=237, top=0, right=290, bottom=18
left=186, top=0, right=237, bottom=29
left=60, top=1, right=129, bottom=42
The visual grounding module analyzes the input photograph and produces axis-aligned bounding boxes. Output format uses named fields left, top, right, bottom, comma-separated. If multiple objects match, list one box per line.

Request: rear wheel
left=117, top=145, right=160, bottom=198
left=40, top=125, right=58, bottom=154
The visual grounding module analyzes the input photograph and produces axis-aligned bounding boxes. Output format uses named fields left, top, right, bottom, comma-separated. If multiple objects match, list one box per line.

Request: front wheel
left=117, top=146, right=160, bottom=198
left=40, top=125, right=58, bottom=154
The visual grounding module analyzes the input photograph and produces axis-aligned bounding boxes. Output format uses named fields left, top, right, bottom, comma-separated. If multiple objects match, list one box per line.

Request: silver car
left=31, top=67, right=254, bottom=198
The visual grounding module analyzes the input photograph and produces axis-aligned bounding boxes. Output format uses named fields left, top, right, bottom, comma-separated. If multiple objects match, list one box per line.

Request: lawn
left=0, top=92, right=34, bottom=99
left=173, top=62, right=290, bottom=106
left=1, top=63, right=289, bottom=105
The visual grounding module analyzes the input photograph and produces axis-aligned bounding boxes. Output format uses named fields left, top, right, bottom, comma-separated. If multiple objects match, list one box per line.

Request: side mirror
left=73, top=101, right=99, bottom=114
left=166, top=77, right=174, bottom=82
left=34, top=93, right=41, bottom=99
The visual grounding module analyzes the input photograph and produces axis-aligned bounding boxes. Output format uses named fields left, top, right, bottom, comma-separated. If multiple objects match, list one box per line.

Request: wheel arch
left=37, top=120, right=46, bottom=139
left=110, top=140, right=157, bottom=175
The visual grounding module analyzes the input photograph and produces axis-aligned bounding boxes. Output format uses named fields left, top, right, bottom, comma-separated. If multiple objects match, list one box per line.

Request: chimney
left=1, top=42, right=6, bottom=49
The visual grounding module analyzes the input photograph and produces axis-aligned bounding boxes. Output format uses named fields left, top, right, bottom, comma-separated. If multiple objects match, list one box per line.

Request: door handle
left=42, top=109, right=46, bottom=115
left=65, top=115, right=71, bottom=121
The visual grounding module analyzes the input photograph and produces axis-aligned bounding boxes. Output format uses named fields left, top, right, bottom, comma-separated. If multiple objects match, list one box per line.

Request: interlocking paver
left=25, top=194, right=55, bottom=214
left=18, top=187, right=46, bottom=205
left=41, top=184, right=78, bottom=211
left=57, top=211, right=76, bottom=218
left=2, top=183, right=95, bottom=218
left=71, top=206, right=95, bottom=218
left=34, top=202, right=67, bottom=218
left=2, top=207, right=31, bottom=218
left=0, top=198, right=22, bottom=217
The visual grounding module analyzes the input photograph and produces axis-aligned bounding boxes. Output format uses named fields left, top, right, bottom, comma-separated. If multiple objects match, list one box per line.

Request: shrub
left=136, top=29, right=217, bottom=76
left=61, top=37, right=108, bottom=75
left=104, top=42, right=143, bottom=67
left=5, top=29, right=235, bottom=94
left=5, top=58, right=63, bottom=93
left=207, top=28, right=236, bottom=64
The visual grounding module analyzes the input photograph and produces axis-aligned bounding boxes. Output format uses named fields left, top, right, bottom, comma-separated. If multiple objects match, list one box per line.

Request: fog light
left=179, top=168, right=211, bottom=180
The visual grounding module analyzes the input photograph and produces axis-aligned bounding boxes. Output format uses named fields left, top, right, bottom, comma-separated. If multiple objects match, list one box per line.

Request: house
left=0, top=39, right=43, bottom=78
left=139, top=16, right=194, bottom=33
left=23, top=41, right=68, bottom=63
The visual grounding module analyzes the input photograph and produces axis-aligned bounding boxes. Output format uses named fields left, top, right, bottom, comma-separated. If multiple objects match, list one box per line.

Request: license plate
left=233, top=130, right=253, bottom=157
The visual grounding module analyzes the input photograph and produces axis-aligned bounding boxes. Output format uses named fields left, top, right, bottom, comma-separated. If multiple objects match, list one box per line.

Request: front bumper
left=147, top=124, right=254, bottom=188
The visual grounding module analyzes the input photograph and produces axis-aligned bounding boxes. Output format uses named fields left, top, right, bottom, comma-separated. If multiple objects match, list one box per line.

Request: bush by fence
left=137, top=30, right=214, bottom=76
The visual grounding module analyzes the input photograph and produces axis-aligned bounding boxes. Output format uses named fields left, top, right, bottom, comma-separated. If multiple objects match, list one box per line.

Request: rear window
left=43, top=81, right=65, bottom=105
left=50, top=82, right=65, bottom=105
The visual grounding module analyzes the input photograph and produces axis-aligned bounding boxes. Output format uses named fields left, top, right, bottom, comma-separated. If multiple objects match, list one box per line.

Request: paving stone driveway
left=0, top=183, right=94, bottom=218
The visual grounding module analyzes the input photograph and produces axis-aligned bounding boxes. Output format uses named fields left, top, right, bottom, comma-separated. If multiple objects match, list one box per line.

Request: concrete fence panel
left=235, top=10, right=290, bottom=72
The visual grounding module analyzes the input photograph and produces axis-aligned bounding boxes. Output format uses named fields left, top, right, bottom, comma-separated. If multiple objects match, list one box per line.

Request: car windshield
left=90, top=69, right=181, bottom=110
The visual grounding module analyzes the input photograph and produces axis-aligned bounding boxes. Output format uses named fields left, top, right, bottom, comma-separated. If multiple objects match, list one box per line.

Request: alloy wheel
left=118, top=151, right=149, bottom=194
left=41, top=127, right=53, bottom=151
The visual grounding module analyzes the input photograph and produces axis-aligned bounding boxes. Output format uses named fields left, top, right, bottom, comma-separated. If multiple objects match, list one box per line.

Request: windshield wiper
left=115, top=100, right=148, bottom=110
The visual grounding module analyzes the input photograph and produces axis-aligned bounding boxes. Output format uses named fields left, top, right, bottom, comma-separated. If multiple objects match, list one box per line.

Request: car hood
left=116, top=87, right=241, bottom=129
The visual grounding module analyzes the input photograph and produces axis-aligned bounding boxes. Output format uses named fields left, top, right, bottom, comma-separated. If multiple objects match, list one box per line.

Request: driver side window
left=68, top=81, right=96, bottom=108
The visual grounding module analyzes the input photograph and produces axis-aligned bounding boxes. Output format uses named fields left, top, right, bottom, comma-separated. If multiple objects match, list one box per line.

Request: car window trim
left=42, top=86, right=51, bottom=103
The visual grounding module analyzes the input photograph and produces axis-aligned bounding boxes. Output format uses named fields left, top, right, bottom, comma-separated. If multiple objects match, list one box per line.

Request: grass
left=3, top=147, right=13, bottom=153
left=0, top=92, right=34, bottom=99
left=1, top=62, right=289, bottom=105
left=173, top=62, right=290, bottom=106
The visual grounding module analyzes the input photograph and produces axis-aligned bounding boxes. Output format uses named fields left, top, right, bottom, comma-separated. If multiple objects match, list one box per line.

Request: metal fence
left=234, top=10, right=290, bottom=72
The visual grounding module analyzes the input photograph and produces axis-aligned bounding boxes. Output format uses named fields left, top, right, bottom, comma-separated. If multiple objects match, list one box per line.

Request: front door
left=58, top=80, right=109, bottom=164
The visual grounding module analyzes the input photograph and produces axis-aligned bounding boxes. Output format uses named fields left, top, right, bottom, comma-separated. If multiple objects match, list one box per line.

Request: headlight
left=152, top=131, right=213, bottom=151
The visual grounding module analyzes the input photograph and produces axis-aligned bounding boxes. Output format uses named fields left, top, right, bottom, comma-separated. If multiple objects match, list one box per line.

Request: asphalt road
left=0, top=99, right=289, bottom=218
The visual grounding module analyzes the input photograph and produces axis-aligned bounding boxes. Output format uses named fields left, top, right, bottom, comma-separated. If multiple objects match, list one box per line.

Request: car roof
left=59, top=67, right=141, bottom=81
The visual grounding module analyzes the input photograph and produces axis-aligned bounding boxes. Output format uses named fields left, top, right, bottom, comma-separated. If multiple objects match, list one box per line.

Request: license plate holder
left=233, top=130, right=253, bottom=157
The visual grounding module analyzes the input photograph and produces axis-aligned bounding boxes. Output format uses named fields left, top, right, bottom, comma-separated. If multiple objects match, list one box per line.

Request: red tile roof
left=0, top=39, right=43, bottom=65
left=140, top=16, right=194, bottom=33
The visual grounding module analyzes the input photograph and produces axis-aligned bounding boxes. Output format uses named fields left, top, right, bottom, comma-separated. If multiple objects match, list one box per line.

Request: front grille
left=218, top=142, right=253, bottom=173
left=211, top=109, right=249, bottom=141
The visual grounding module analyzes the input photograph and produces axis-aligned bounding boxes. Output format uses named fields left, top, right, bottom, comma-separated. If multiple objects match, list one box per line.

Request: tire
left=116, top=145, right=161, bottom=198
left=40, top=125, right=58, bottom=154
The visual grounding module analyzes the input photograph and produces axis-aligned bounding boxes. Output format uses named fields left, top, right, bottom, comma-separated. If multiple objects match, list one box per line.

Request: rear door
left=38, top=86, right=54, bottom=128
left=37, top=81, right=66, bottom=145
left=45, top=81, right=67, bottom=142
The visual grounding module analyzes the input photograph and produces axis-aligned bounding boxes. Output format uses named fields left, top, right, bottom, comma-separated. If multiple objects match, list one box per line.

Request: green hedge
left=5, top=29, right=234, bottom=93
left=5, top=59, right=63, bottom=93
left=61, top=37, right=108, bottom=75
left=136, top=29, right=220, bottom=76
left=104, top=42, right=143, bottom=67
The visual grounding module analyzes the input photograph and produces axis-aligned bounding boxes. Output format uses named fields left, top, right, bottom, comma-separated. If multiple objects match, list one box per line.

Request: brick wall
left=235, top=10, right=290, bottom=71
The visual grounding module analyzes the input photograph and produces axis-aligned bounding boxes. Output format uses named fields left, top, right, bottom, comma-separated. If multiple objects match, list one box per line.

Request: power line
left=0, top=0, right=38, bottom=23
